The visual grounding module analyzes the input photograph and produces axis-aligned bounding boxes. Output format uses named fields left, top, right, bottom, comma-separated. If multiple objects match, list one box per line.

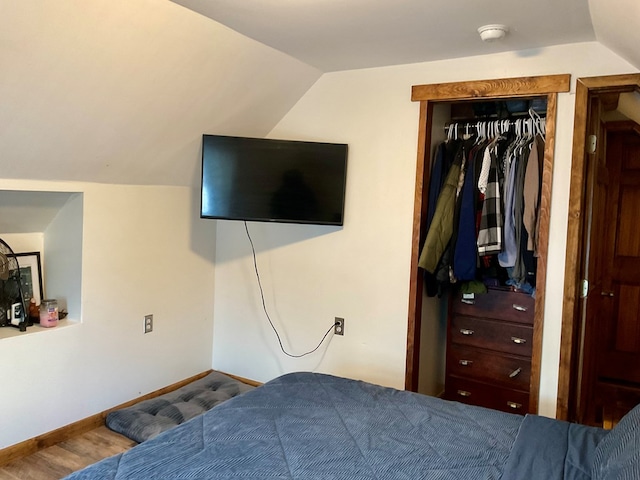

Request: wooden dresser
left=443, top=287, right=535, bottom=415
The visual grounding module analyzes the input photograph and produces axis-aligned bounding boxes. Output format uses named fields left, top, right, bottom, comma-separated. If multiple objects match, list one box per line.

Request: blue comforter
left=64, top=372, right=639, bottom=479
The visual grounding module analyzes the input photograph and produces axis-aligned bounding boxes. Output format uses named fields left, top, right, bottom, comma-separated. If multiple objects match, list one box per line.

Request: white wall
left=44, top=193, right=84, bottom=316
left=211, top=42, right=639, bottom=417
left=0, top=179, right=216, bottom=449
left=0, top=234, right=44, bottom=254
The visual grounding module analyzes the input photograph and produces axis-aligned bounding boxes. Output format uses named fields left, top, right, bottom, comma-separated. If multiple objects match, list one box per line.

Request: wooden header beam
left=412, top=74, right=571, bottom=102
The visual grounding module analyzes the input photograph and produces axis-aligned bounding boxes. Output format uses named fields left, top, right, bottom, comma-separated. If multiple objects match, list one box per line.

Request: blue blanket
left=502, top=415, right=607, bottom=480
left=64, top=372, right=639, bottom=479
left=503, top=403, right=640, bottom=480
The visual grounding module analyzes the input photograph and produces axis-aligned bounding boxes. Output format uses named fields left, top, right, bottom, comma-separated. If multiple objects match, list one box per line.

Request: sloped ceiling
left=589, top=0, right=640, bottom=69
left=1, top=0, right=638, bottom=188
left=0, top=0, right=321, bottom=187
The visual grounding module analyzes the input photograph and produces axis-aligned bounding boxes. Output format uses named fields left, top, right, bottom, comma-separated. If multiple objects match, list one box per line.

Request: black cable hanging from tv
left=244, top=221, right=337, bottom=358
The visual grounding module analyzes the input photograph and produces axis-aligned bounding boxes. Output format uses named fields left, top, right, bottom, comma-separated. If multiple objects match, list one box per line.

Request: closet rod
left=443, top=116, right=546, bottom=132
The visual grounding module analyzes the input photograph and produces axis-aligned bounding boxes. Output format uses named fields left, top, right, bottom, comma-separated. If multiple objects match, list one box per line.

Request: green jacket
left=418, top=160, right=461, bottom=273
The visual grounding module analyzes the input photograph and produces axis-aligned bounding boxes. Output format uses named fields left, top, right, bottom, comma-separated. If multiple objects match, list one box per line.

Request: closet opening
left=406, top=75, right=571, bottom=414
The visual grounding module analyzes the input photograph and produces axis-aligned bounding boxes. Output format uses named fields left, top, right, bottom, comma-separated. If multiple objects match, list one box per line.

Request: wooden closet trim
left=405, top=74, right=571, bottom=415
left=412, top=74, right=570, bottom=102
left=557, top=74, right=640, bottom=421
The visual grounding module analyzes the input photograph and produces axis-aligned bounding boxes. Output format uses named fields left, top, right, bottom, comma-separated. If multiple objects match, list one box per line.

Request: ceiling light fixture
left=478, top=24, right=509, bottom=42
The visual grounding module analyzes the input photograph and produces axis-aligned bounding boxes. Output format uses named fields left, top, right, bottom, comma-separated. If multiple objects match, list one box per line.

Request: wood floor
left=0, top=426, right=136, bottom=480
left=0, top=371, right=260, bottom=479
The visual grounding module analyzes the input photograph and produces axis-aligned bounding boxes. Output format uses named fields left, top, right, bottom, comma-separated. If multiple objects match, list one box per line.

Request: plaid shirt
left=477, top=146, right=502, bottom=256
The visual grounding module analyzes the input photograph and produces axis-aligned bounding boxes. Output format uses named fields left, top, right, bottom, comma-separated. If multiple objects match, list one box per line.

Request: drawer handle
left=511, top=336, right=527, bottom=344
left=509, top=367, right=522, bottom=378
left=507, top=401, right=522, bottom=409
left=459, top=359, right=473, bottom=366
left=460, top=329, right=474, bottom=336
left=512, top=304, right=528, bottom=312
left=457, top=390, right=472, bottom=397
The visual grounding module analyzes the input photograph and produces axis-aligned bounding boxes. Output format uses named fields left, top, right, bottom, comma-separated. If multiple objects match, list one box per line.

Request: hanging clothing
left=477, top=147, right=502, bottom=256
left=418, top=115, right=546, bottom=293
left=453, top=143, right=482, bottom=281
left=417, top=153, right=462, bottom=274
left=523, top=135, right=544, bottom=254
left=426, top=140, right=458, bottom=230
left=448, top=139, right=478, bottom=283
left=423, top=140, right=458, bottom=297
left=426, top=142, right=447, bottom=229
left=477, top=145, right=492, bottom=194
left=511, top=142, right=530, bottom=285
left=498, top=148, right=520, bottom=268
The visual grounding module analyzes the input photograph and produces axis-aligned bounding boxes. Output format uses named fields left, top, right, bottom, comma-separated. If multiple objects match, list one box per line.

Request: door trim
left=406, top=74, right=571, bottom=415
left=557, top=74, right=640, bottom=421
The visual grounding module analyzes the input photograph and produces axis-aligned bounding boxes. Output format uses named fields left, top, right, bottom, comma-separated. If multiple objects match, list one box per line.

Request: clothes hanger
left=474, top=121, right=485, bottom=144
left=446, top=123, right=455, bottom=142
left=529, top=108, right=546, bottom=140
left=463, top=123, right=472, bottom=140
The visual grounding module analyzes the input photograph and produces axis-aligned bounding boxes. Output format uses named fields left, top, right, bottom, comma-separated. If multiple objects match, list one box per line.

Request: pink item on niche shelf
left=39, top=299, right=59, bottom=327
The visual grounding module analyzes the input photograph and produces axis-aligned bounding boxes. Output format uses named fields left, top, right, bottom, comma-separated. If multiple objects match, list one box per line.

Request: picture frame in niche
left=10, top=252, right=44, bottom=306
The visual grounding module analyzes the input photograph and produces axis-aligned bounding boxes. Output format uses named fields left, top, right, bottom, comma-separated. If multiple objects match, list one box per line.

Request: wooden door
left=585, top=123, right=640, bottom=426
left=574, top=95, right=608, bottom=425
left=557, top=74, right=640, bottom=423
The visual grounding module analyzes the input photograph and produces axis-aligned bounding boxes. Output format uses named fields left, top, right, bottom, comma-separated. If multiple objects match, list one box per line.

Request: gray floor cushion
left=106, top=371, right=255, bottom=443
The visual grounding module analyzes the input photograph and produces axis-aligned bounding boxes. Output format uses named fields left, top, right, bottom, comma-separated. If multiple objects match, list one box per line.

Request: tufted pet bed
left=65, top=372, right=639, bottom=479
left=105, top=370, right=255, bottom=443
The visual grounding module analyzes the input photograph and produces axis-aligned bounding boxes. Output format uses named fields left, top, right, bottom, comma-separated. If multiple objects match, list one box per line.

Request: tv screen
left=200, top=135, right=348, bottom=226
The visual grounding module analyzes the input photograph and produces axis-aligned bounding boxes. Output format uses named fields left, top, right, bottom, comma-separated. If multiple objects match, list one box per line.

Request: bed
left=64, top=372, right=639, bottom=479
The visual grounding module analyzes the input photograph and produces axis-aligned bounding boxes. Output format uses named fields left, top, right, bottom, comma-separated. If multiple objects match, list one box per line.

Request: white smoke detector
left=478, top=24, right=509, bottom=42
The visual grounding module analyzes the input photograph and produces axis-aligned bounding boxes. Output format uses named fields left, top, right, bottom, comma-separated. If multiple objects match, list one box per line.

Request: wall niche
left=0, top=189, right=83, bottom=338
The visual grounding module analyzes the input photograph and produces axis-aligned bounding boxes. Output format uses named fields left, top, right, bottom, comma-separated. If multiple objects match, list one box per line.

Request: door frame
left=405, top=74, right=571, bottom=414
left=557, top=74, right=640, bottom=421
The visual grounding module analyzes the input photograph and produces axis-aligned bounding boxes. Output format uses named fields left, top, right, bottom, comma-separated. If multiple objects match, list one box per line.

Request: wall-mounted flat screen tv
left=200, top=135, right=348, bottom=226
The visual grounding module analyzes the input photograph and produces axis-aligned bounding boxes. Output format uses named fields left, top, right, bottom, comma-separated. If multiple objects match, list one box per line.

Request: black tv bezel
left=199, top=134, right=348, bottom=226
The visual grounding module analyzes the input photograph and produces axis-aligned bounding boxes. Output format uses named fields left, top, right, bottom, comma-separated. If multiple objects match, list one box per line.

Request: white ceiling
left=172, top=0, right=597, bottom=72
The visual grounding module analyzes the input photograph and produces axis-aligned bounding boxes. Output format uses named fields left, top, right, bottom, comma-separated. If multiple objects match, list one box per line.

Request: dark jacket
left=418, top=157, right=462, bottom=274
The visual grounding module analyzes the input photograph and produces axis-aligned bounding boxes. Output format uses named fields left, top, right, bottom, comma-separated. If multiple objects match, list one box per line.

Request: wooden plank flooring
left=0, top=426, right=136, bottom=480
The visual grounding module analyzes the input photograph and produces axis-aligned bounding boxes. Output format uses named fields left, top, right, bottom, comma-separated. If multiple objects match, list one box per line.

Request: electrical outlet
left=144, top=314, right=153, bottom=334
left=334, top=317, right=344, bottom=336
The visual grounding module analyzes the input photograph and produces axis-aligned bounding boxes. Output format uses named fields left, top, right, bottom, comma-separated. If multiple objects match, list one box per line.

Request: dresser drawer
left=444, top=376, right=530, bottom=415
left=452, top=288, right=534, bottom=325
left=450, top=316, right=533, bottom=356
left=446, top=344, right=531, bottom=391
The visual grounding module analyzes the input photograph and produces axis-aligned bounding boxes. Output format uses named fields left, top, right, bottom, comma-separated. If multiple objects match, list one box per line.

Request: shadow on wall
left=213, top=220, right=341, bottom=265
left=190, top=162, right=218, bottom=265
